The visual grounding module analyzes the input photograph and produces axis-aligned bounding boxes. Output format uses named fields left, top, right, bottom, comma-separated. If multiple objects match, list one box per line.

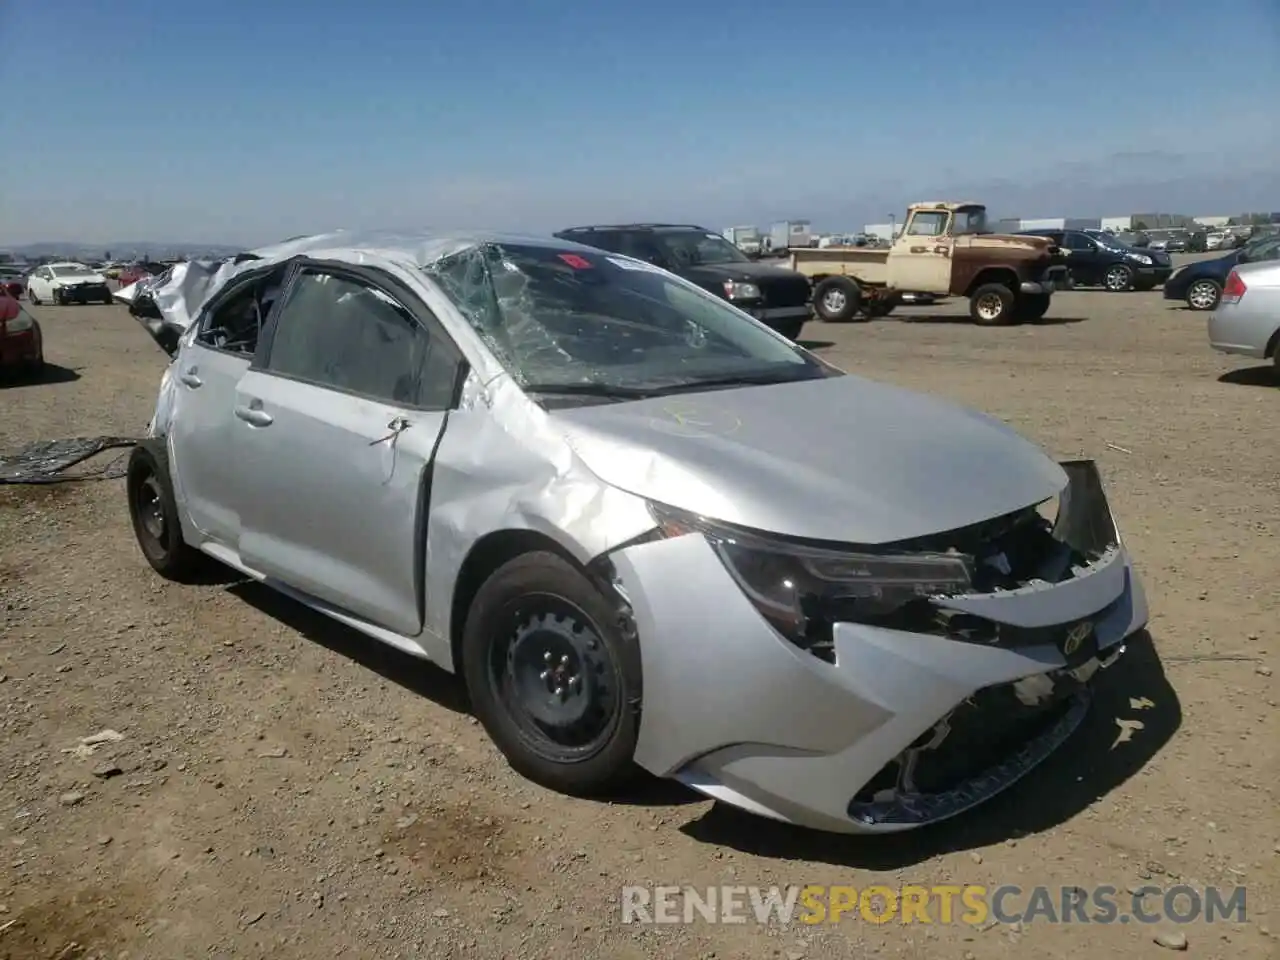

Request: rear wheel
left=28, top=290, right=41, bottom=305
left=126, top=441, right=208, bottom=581
left=1186, top=279, right=1221, bottom=311
left=1103, top=264, right=1134, bottom=292
left=812, top=277, right=863, bottom=322
left=969, top=283, right=1017, bottom=326
left=461, top=551, right=642, bottom=796
left=101, top=292, right=114, bottom=305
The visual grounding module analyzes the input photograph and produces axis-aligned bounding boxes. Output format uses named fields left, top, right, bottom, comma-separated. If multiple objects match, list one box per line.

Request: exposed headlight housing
left=3, top=310, right=34, bottom=334
left=722, top=280, right=761, bottom=300
left=648, top=503, right=974, bottom=656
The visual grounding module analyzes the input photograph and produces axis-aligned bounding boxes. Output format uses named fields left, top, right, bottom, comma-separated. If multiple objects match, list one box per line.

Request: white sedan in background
left=26, top=262, right=114, bottom=306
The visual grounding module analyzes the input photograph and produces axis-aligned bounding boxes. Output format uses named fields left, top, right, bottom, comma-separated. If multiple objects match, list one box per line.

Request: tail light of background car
left=1222, top=269, right=1247, bottom=305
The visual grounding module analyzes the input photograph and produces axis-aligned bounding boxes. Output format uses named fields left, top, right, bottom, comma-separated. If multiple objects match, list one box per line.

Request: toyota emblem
left=1063, top=621, right=1092, bottom=656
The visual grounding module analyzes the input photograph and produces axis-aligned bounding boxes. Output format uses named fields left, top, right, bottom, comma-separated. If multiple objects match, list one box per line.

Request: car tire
left=126, top=440, right=209, bottom=582
left=1016, top=292, right=1052, bottom=322
left=1103, top=264, right=1134, bottom=292
left=1186, top=279, right=1221, bottom=311
left=969, top=283, right=1017, bottom=326
left=28, top=290, right=40, bottom=305
left=101, top=293, right=114, bottom=305
left=812, top=277, right=863, bottom=322
left=461, top=550, right=643, bottom=797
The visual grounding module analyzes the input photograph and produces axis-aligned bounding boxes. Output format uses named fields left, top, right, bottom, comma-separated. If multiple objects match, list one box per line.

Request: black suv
left=553, top=223, right=813, bottom=340
left=1016, top=228, right=1172, bottom=292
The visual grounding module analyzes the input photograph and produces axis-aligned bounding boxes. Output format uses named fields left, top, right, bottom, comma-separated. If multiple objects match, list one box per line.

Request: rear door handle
left=234, top=405, right=273, bottom=427
left=178, top=369, right=202, bottom=388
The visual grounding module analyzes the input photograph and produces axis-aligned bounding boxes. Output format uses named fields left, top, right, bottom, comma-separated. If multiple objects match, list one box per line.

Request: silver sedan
left=1208, top=260, right=1280, bottom=375
left=123, top=230, right=1148, bottom=835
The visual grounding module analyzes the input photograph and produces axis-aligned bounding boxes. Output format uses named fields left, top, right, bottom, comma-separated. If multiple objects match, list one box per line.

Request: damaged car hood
left=551, top=375, right=1068, bottom=545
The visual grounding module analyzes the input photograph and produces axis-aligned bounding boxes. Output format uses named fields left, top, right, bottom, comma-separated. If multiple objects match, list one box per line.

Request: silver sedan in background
left=1208, top=261, right=1280, bottom=376
left=123, top=230, right=1148, bottom=835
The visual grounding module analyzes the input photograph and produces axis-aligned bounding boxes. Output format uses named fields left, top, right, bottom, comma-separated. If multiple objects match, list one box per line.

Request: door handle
left=234, top=405, right=273, bottom=427
left=178, top=369, right=202, bottom=388
left=909, top=245, right=928, bottom=253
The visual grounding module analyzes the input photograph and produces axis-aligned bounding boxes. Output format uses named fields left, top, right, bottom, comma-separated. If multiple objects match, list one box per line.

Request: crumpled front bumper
left=54, top=282, right=111, bottom=303
left=607, top=461, right=1148, bottom=834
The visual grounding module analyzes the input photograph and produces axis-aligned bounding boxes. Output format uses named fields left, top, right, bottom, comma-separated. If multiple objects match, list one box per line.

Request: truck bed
left=788, top=246, right=889, bottom=285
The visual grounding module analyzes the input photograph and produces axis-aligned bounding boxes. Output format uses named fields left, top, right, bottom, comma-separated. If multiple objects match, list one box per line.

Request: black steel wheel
left=461, top=551, right=642, bottom=795
left=126, top=441, right=208, bottom=581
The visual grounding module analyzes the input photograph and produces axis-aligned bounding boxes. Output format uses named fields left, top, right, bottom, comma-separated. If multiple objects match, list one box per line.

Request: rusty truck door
left=887, top=209, right=954, bottom=294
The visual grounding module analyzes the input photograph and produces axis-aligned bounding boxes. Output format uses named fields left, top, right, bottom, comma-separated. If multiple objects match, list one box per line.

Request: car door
left=232, top=262, right=466, bottom=637
left=1062, top=232, right=1101, bottom=285
left=167, top=264, right=291, bottom=548
left=28, top=267, right=51, bottom=300
left=887, top=210, right=953, bottom=293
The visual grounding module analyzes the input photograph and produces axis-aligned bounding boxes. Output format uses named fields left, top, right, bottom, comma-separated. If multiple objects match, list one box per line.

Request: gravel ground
left=1, top=274, right=1277, bottom=960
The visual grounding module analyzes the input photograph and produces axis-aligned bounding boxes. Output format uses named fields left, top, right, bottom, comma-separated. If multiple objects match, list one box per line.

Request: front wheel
left=812, top=277, right=863, bottom=322
left=101, top=293, right=114, bottom=305
left=28, top=290, right=41, bottom=305
left=1186, top=279, right=1221, bottom=311
left=1103, top=264, right=1134, bottom=292
left=461, top=551, right=643, bottom=796
left=969, top=283, right=1017, bottom=326
left=126, top=441, right=209, bottom=582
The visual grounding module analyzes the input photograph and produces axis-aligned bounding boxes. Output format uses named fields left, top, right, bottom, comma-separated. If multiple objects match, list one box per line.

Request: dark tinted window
left=265, top=270, right=455, bottom=408
left=1063, top=233, right=1095, bottom=251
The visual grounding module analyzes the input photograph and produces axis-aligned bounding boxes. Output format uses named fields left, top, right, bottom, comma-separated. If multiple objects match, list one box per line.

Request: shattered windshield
left=424, top=242, right=830, bottom=400
left=653, top=230, right=751, bottom=266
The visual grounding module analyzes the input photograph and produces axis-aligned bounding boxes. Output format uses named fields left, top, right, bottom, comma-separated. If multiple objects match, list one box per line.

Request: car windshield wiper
left=650, top=373, right=816, bottom=394
left=520, top=382, right=660, bottom=399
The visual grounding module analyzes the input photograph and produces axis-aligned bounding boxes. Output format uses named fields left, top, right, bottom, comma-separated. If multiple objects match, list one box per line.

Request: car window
left=614, top=232, right=663, bottom=263
left=264, top=270, right=454, bottom=408
left=906, top=212, right=949, bottom=237
left=195, top=266, right=289, bottom=357
left=1063, top=233, right=1095, bottom=251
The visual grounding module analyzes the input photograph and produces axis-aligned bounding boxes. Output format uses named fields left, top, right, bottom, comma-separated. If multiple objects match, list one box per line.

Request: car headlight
left=648, top=502, right=973, bottom=649
left=723, top=280, right=761, bottom=300
left=1128, top=253, right=1153, bottom=265
left=4, top=311, right=33, bottom=333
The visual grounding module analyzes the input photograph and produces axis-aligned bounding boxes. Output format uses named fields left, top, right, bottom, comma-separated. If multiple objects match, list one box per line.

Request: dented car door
left=232, top=264, right=463, bottom=637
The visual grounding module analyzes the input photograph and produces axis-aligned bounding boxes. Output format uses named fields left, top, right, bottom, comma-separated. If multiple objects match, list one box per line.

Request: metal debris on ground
left=0, top=436, right=138, bottom=484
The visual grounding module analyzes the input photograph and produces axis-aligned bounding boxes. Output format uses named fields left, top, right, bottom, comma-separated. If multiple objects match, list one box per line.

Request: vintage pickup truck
left=790, top=202, right=1070, bottom=325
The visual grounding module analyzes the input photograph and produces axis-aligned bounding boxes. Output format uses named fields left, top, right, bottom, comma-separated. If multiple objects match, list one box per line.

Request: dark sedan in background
left=1165, top=233, right=1280, bottom=311
left=1017, top=228, right=1172, bottom=292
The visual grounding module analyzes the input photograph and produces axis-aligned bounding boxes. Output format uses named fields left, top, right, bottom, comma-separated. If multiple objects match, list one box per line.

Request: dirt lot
left=1, top=280, right=1277, bottom=960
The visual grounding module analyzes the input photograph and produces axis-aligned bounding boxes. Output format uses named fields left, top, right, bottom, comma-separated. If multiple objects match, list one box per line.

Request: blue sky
left=2, top=0, right=1276, bottom=246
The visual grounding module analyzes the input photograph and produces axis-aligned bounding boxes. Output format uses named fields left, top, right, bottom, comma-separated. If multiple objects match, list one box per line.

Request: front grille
left=848, top=671, right=1091, bottom=826
left=758, top=274, right=812, bottom=308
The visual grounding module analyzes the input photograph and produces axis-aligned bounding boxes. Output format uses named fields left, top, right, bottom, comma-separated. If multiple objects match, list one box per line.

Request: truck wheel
left=969, top=283, right=1016, bottom=326
left=813, top=277, right=863, bottom=322
left=1016, top=292, right=1052, bottom=322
